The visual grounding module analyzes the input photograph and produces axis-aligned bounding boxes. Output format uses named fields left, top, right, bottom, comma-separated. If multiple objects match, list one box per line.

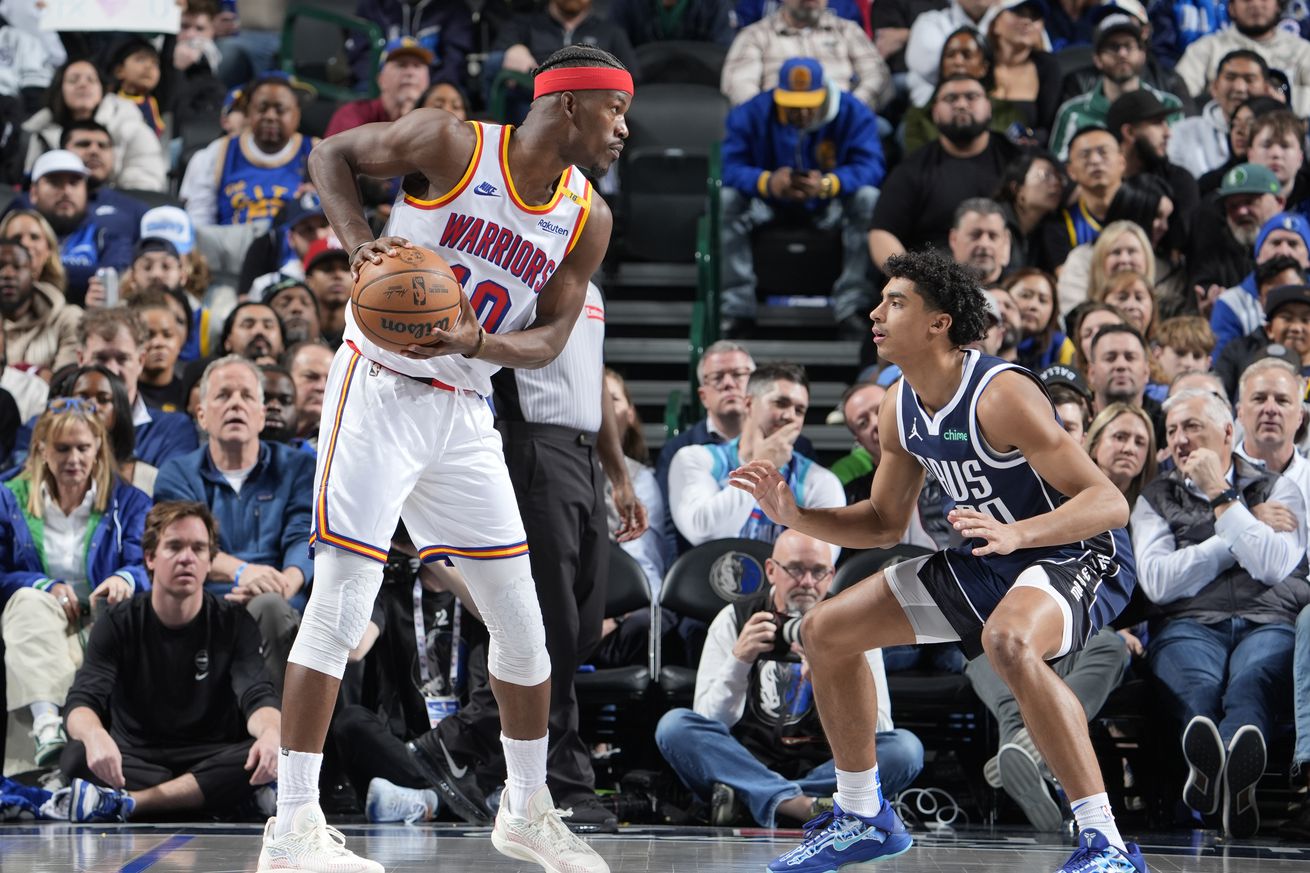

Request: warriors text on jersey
left=343, top=120, right=595, bottom=395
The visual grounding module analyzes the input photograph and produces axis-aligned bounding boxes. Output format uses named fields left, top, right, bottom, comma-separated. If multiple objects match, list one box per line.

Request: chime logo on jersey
left=438, top=211, right=558, bottom=293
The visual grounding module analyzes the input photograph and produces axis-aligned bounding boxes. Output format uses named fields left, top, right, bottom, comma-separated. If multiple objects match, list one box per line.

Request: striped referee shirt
left=498, top=282, right=606, bottom=432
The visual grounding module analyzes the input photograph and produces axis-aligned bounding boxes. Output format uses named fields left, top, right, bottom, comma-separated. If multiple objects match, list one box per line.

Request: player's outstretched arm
left=730, top=381, right=924, bottom=548
left=307, top=109, right=476, bottom=259
left=964, top=371, right=1130, bottom=554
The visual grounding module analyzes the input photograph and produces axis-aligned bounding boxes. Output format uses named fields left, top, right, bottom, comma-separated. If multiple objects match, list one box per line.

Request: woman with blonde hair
left=1093, top=270, right=1158, bottom=339
left=1084, top=402, right=1157, bottom=507
left=1057, top=220, right=1154, bottom=315
left=0, top=209, right=67, bottom=292
left=0, top=399, right=151, bottom=773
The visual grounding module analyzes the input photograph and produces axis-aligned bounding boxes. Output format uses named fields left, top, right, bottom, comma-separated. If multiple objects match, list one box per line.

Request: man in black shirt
left=1107, top=90, right=1200, bottom=236
left=59, top=501, right=281, bottom=822
left=868, top=75, right=1019, bottom=270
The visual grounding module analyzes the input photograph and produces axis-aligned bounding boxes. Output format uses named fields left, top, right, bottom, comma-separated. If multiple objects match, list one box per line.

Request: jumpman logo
left=908, top=420, right=922, bottom=441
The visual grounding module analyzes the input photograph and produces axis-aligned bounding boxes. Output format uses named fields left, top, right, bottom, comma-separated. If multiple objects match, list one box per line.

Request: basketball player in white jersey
left=255, top=46, right=633, bottom=873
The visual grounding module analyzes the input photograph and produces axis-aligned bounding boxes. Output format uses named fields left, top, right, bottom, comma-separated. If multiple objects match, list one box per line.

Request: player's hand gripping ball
left=351, top=246, right=464, bottom=353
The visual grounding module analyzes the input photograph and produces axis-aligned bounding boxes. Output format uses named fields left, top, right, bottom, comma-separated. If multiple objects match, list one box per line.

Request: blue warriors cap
left=774, top=58, right=827, bottom=109
left=381, top=36, right=434, bottom=69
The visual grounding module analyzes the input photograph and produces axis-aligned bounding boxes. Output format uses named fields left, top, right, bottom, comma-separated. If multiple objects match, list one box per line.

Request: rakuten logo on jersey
left=538, top=218, right=569, bottom=236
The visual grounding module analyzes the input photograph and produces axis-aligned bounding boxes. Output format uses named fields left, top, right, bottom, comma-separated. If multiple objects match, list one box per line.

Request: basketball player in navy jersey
left=254, top=46, right=633, bottom=873
left=732, top=251, right=1149, bottom=873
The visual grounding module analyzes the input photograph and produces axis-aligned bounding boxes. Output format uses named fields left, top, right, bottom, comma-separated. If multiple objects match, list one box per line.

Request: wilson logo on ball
left=380, top=317, right=451, bottom=339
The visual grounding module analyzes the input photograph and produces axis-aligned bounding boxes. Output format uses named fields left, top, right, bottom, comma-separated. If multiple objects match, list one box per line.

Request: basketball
left=351, top=246, right=464, bottom=352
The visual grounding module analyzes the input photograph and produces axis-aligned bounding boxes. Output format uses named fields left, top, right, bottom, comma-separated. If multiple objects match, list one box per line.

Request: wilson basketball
left=351, top=246, right=463, bottom=352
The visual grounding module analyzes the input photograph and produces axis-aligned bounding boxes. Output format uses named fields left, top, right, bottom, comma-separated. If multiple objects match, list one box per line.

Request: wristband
left=463, top=325, right=487, bottom=359
left=235, top=562, right=249, bottom=585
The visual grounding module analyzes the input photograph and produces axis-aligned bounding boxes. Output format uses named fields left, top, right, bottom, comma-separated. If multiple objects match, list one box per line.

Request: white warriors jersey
left=342, top=120, right=595, bottom=395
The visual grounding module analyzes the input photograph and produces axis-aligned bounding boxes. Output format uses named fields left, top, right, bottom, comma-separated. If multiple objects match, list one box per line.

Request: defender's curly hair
left=883, top=251, right=989, bottom=347
left=533, top=45, right=628, bottom=78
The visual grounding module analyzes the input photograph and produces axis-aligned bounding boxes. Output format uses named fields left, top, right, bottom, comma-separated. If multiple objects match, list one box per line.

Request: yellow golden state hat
left=774, top=58, right=827, bottom=109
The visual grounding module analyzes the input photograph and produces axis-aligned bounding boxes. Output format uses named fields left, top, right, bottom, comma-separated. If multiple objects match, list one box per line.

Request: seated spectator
left=982, top=286, right=1022, bottom=361
left=1070, top=301, right=1129, bottom=375
left=0, top=209, right=66, bottom=295
left=1041, top=125, right=1126, bottom=269
left=301, top=238, right=349, bottom=346
left=262, top=277, right=320, bottom=346
left=78, top=307, right=198, bottom=468
left=0, top=236, right=80, bottom=375
left=906, top=0, right=1000, bottom=107
left=1085, top=323, right=1164, bottom=440
left=981, top=0, right=1061, bottom=141
left=735, top=0, right=869, bottom=30
left=1093, top=269, right=1157, bottom=339
left=26, top=150, right=133, bottom=307
left=417, top=81, right=468, bottom=116
left=1086, top=401, right=1158, bottom=504
left=1197, top=95, right=1283, bottom=194
left=139, top=205, right=231, bottom=361
left=1234, top=357, right=1308, bottom=498
left=1050, top=12, right=1184, bottom=160
left=180, top=74, right=318, bottom=227
left=109, top=37, right=164, bottom=139
left=1216, top=270, right=1310, bottom=395
left=54, top=364, right=158, bottom=493
left=286, top=341, right=332, bottom=451
left=154, top=356, right=315, bottom=692
left=219, top=302, right=285, bottom=365
left=22, top=59, right=166, bottom=192
left=59, top=121, right=150, bottom=245
left=654, top=530, right=924, bottom=826
left=0, top=10, right=51, bottom=112
left=949, top=198, right=1011, bottom=286
left=326, top=38, right=431, bottom=137
left=1212, top=212, right=1310, bottom=356
left=722, top=0, right=891, bottom=110
left=346, top=0, right=473, bottom=88
left=490, top=0, right=639, bottom=123
left=159, top=0, right=227, bottom=142
left=1175, top=0, right=1310, bottom=116
left=1005, top=267, right=1073, bottom=370
left=719, top=57, right=884, bottom=340
left=126, top=289, right=189, bottom=414
left=257, top=364, right=298, bottom=445
left=1246, top=108, right=1308, bottom=211
left=992, top=150, right=1066, bottom=272
left=869, top=75, right=1020, bottom=269
left=1149, top=315, right=1218, bottom=401
left=1188, top=161, right=1286, bottom=301
left=1041, top=365, right=1094, bottom=443
left=238, top=195, right=331, bottom=299
left=0, top=320, right=48, bottom=422
left=1169, top=49, right=1271, bottom=178
left=1058, top=219, right=1156, bottom=316
left=59, top=501, right=280, bottom=822
left=0, top=401, right=150, bottom=772
left=902, top=27, right=1030, bottom=155
left=1132, top=387, right=1307, bottom=838
left=610, top=0, right=734, bottom=46
left=871, top=0, right=950, bottom=75
left=669, top=363, right=843, bottom=549
left=1107, top=91, right=1199, bottom=234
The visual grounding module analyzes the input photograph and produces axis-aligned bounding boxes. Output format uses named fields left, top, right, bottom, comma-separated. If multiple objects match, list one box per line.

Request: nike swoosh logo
left=194, top=672, right=209, bottom=681
left=439, top=739, right=468, bottom=779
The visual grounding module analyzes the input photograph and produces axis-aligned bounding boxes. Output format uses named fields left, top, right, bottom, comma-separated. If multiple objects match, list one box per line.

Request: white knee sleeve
left=287, top=548, right=385, bottom=680
left=456, top=554, right=550, bottom=686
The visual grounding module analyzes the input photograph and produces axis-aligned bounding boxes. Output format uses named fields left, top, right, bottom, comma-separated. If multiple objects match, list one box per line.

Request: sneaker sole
left=997, top=744, right=1063, bottom=833
left=1223, top=727, right=1266, bottom=839
left=409, top=743, right=492, bottom=825
left=1183, top=717, right=1224, bottom=816
left=33, top=742, right=66, bottom=769
left=492, top=828, right=609, bottom=873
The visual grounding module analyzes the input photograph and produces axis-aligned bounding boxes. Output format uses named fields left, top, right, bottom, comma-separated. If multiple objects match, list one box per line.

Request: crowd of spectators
left=5, top=0, right=1310, bottom=845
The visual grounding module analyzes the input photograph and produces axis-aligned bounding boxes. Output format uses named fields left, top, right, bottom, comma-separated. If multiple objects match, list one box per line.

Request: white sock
left=1071, top=792, right=1126, bottom=853
left=274, top=750, right=322, bottom=839
left=29, top=701, right=57, bottom=721
left=834, top=764, right=883, bottom=817
left=501, top=733, right=548, bottom=817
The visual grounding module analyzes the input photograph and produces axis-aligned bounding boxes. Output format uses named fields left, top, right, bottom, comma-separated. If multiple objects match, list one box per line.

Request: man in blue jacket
left=154, top=356, right=315, bottom=695
left=719, top=57, right=885, bottom=340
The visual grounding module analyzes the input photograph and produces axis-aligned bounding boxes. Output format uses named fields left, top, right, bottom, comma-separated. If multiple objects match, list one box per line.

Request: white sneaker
left=257, top=804, right=383, bottom=873
left=31, top=712, right=67, bottom=767
left=365, top=778, right=440, bottom=824
left=491, top=786, right=610, bottom=873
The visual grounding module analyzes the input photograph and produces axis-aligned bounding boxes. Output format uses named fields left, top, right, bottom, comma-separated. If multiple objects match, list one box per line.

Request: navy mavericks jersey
left=894, top=350, right=1136, bottom=590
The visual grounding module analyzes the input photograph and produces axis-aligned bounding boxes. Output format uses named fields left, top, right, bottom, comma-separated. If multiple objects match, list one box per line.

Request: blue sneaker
left=70, top=778, right=135, bottom=822
left=766, top=800, right=912, bottom=872
left=1055, top=829, right=1149, bottom=872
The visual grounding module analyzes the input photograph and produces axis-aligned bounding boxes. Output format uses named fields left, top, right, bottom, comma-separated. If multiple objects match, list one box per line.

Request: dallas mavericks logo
left=709, top=552, right=766, bottom=601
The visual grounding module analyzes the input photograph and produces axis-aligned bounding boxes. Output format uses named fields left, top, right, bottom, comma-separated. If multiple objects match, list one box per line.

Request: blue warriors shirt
left=214, top=133, right=316, bottom=225
left=894, top=350, right=1135, bottom=586
left=1061, top=200, right=1104, bottom=248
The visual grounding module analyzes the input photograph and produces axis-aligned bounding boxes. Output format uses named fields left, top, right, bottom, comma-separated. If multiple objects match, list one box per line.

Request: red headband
left=533, top=67, right=634, bottom=100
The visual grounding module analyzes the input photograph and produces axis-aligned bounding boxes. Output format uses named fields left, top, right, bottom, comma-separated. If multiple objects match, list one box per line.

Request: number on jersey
left=449, top=263, right=510, bottom=334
